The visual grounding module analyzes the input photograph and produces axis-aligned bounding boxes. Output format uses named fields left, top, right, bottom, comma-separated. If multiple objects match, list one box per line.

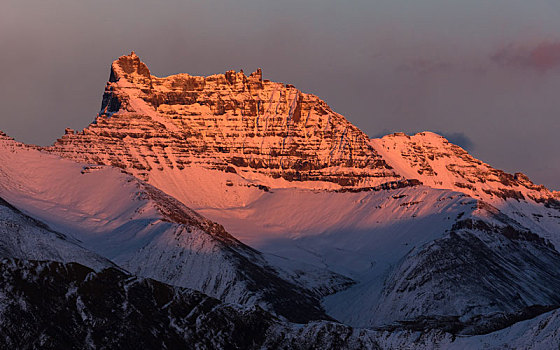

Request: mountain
left=370, top=131, right=560, bottom=245
left=0, top=258, right=373, bottom=350
left=0, top=131, right=341, bottom=323
left=375, top=307, right=560, bottom=349
left=49, top=52, right=398, bottom=192
left=1, top=52, right=559, bottom=347
left=196, top=183, right=560, bottom=331
left=1, top=258, right=559, bottom=349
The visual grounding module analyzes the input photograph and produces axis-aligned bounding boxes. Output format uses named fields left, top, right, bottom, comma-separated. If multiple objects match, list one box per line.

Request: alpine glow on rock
left=0, top=53, right=559, bottom=349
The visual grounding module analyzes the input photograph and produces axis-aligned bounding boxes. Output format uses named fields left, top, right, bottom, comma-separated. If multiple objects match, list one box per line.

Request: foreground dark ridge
left=0, top=259, right=379, bottom=350
left=1, top=258, right=559, bottom=349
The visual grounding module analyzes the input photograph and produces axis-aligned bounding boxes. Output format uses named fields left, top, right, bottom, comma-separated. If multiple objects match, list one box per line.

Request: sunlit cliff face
left=48, top=52, right=398, bottom=188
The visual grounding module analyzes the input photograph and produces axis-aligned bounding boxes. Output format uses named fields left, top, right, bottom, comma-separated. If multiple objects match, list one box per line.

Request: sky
left=1, top=0, right=559, bottom=189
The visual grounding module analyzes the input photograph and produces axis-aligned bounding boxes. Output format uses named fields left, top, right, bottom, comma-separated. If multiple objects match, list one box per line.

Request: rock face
left=49, top=52, right=396, bottom=187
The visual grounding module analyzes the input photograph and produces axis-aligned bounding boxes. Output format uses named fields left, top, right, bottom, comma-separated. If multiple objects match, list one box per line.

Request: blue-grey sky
left=1, top=0, right=559, bottom=189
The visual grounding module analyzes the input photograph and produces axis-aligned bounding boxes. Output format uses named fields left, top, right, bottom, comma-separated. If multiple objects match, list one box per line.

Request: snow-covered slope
left=0, top=132, right=334, bottom=322
left=1, top=257, right=558, bottom=350
left=371, top=132, right=560, bottom=248
left=195, top=182, right=560, bottom=329
left=0, top=196, right=113, bottom=271
left=371, top=209, right=560, bottom=332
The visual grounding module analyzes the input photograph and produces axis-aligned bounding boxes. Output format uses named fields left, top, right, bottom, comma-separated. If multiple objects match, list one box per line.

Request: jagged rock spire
left=250, top=68, right=262, bottom=81
left=109, top=52, right=152, bottom=85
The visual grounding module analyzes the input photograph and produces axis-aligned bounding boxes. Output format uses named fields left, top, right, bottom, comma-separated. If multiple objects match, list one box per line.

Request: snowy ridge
left=0, top=134, right=333, bottom=322
left=0, top=258, right=285, bottom=349
left=370, top=132, right=551, bottom=199
left=195, top=182, right=560, bottom=330
left=0, top=197, right=113, bottom=271
left=371, top=132, right=560, bottom=248
left=372, top=210, right=560, bottom=331
left=375, top=307, right=560, bottom=349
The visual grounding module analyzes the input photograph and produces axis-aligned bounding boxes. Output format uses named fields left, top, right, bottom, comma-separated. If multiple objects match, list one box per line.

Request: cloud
left=491, top=41, right=560, bottom=72
left=436, top=131, right=474, bottom=151
left=369, top=129, right=474, bottom=152
left=369, top=129, right=394, bottom=139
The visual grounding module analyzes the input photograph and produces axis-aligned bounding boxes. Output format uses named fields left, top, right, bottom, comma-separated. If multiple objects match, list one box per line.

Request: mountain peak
left=370, top=130, right=553, bottom=202
left=414, top=131, right=446, bottom=139
left=0, top=130, right=17, bottom=144
left=249, top=68, right=263, bottom=82
left=109, top=51, right=152, bottom=85
left=49, top=54, right=397, bottom=188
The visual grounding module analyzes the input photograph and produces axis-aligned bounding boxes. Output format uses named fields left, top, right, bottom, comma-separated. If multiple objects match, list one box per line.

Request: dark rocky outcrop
left=0, top=259, right=379, bottom=350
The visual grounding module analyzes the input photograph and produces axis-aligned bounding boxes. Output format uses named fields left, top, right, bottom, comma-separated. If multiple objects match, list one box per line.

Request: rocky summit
left=49, top=52, right=396, bottom=187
